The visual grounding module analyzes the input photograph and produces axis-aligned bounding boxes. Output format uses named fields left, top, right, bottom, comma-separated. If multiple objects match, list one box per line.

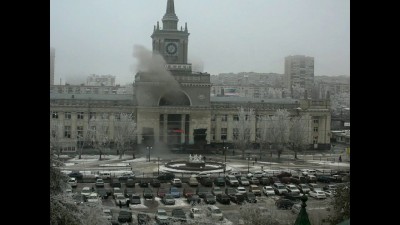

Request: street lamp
left=247, top=153, right=251, bottom=173
left=223, top=146, right=228, bottom=163
left=157, top=157, right=160, bottom=175
left=146, top=146, right=152, bottom=162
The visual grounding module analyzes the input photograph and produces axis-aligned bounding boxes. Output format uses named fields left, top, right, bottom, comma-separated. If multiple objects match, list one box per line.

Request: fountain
left=161, top=154, right=230, bottom=174
left=187, top=154, right=205, bottom=168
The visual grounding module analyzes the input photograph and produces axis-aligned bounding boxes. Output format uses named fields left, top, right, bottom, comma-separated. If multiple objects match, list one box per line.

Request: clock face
left=165, top=43, right=178, bottom=55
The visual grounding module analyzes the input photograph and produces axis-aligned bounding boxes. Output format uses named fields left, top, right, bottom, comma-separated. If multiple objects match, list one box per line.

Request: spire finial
left=185, top=22, right=188, bottom=31
left=166, top=0, right=175, bottom=14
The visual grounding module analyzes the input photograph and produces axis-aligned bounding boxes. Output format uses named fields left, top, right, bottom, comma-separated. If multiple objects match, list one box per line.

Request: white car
left=87, top=193, right=100, bottom=203
left=95, top=178, right=105, bottom=187
left=81, top=187, right=92, bottom=197
left=155, top=209, right=169, bottom=224
left=252, top=171, right=266, bottom=178
left=206, top=205, right=223, bottom=221
left=286, top=184, right=300, bottom=194
left=115, top=194, right=127, bottom=205
left=297, top=184, right=311, bottom=194
left=309, top=190, right=327, bottom=199
left=102, top=209, right=112, bottom=221
left=68, top=177, right=77, bottom=187
left=197, top=171, right=211, bottom=179
left=262, top=186, right=275, bottom=196
left=324, top=190, right=336, bottom=197
left=190, top=207, right=204, bottom=219
left=236, top=187, right=246, bottom=194
left=171, top=178, right=183, bottom=187
left=113, top=187, right=123, bottom=198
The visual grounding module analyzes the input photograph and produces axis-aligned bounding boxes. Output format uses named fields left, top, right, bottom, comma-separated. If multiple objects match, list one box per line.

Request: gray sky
left=50, top=0, right=350, bottom=85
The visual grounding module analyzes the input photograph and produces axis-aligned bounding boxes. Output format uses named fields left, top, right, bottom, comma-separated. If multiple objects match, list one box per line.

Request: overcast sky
left=50, top=0, right=350, bottom=85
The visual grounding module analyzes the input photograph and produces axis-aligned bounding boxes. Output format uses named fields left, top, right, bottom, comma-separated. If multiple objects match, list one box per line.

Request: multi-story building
left=50, top=47, right=55, bottom=86
left=86, top=74, right=116, bottom=86
left=50, top=0, right=331, bottom=153
left=50, top=84, right=133, bottom=95
left=285, top=55, right=314, bottom=97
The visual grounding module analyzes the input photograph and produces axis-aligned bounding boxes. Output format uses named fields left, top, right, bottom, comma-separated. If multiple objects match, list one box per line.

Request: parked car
left=273, top=183, right=288, bottom=195
left=103, top=209, right=112, bottom=221
left=115, top=194, right=127, bottom=205
left=81, top=187, right=92, bottom=197
left=112, top=187, right=123, bottom=199
left=118, top=172, right=135, bottom=181
left=118, top=210, right=132, bottom=223
left=225, top=187, right=238, bottom=197
left=190, top=207, right=203, bottom=219
left=323, top=184, right=337, bottom=191
left=183, top=187, right=195, bottom=198
left=211, top=187, right=223, bottom=196
left=171, top=178, right=182, bottom=187
left=150, top=178, right=161, bottom=187
left=260, top=177, right=270, bottom=185
left=200, top=177, right=213, bottom=187
left=72, top=193, right=86, bottom=205
left=238, top=177, right=250, bottom=186
left=297, top=184, right=311, bottom=194
left=307, top=175, right=317, bottom=183
left=68, top=171, right=83, bottom=179
left=68, top=177, right=77, bottom=187
left=230, top=193, right=245, bottom=204
left=157, top=172, right=175, bottom=181
left=139, top=179, right=148, bottom=187
left=157, top=187, right=168, bottom=198
left=252, top=171, right=266, bottom=178
left=143, top=188, right=154, bottom=199
left=110, top=178, right=121, bottom=188
left=171, top=208, right=187, bottom=223
left=155, top=209, right=169, bottom=225
left=137, top=212, right=151, bottom=225
left=275, top=198, right=294, bottom=209
left=95, top=178, right=105, bottom=187
left=286, top=184, right=300, bottom=194
left=213, top=177, right=226, bottom=186
left=243, top=192, right=257, bottom=203
left=169, top=187, right=181, bottom=198
left=229, top=171, right=242, bottom=178
left=97, top=188, right=108, bottom=199
left=206, top=205, right=224, bottom=221
left=324, top=190, right=336, bottom=197
left=249, top=184, right=262, bottom=196
left=291, top=204, right=302, bottom=214
left=87, top=192, right=100, bottom=203
left=97, top=171, right=112, bottom=180
left=124, top=187, right=135, bottom=198
left=189, top=176, right=199, bottom=186
left=126, top=178, right=135, bottom=187
left=309, top=190, right=327, bottom=199
left=308, top=183, right=321, bottom=192
left=187, top=194, right=202, bottom=205
left=161, top=194, right=175, bottom=205
left=129, top=194, right=141, bottom=204
left=225, top=175, right=239, bottom=187
left=197, top=171, right=211, bottom=179
left=249, top=177, right=260, bottom=185
left=283, top=192, right=302, bottom=202
left=196, top=186, right=210, bottom=198
left=262, top=185, right=275, bottom=196
left=216, top=193, right=231, bottom=204
left=317, top=175, right=331, bottom=183
left=203, top=193, right=216, bottom=204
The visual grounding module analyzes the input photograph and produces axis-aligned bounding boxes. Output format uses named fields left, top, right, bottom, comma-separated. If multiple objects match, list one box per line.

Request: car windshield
left=266, top=187, right=273, bottom=190
left=213, top=209, right=222, bottom=213
left=158, top=211, right=167, bottom=216
left=132, top=196, right=140, bottom=199
left=247, top=193, right=255, bottom=197
left=82, top=189, right=90, bottom=193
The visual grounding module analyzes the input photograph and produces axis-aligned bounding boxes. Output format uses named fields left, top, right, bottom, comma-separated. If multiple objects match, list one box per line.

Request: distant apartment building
left=50, top=84, right=134, bottom=95
left=86, top=74, right=116, bottom=86
left=285, top=55, right=314, bottom=97
left=50, top=47, right=55, bottom=86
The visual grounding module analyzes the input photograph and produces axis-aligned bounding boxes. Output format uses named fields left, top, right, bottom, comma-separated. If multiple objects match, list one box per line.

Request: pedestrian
left=119, top=200, right=122, bottom=208
left=126, top=199, right=130, bottom=207
left=339, top=155, right=342, bottom=162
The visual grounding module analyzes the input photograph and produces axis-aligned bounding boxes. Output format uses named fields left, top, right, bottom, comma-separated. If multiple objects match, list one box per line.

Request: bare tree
left=114, top=113, right=137, bottom=159
left=87, top=116, right=110, bottom=160
left=233, top=107, right=254, bottom=159
left=50, top=119, right=63, bottom=159
left=326, top=184, right=350, bottom=225
left=268, top=109, right=290, bottom=159
left=256, top=115, right=273, bottom=159
left=239, top=203, right=295, bottom=225
left=288, top=114, right=310, bottom=159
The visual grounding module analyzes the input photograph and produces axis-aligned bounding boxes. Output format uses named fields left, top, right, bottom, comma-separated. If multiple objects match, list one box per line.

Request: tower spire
left=162, top=0, right=178, bottom=30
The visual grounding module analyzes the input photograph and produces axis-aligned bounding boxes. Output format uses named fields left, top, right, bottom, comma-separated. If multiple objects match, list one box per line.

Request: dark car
left=249, top=177, right=260, bottom=185
left=203, top=193, right=216, bottom=204
left=157, top=172, right=175, bottom=181
left=187, top=194, right=202, bottom=205
left=225, top=187, right=238, bottom=197
left=110, top=178, right=121, bottom=188
left=171, top=208, right=187, bottom=223
left=260, top=177, right=270, bottom=185
left=129, top=194, right=141, bottom=204
left=157, top=187, right=168, bottom=198
left=72, top=193, right=86, bottom=205
left=139, top=179, right=149, bottom=188
left=161, top=194, right=175, bottom=205
left=200, top=177, right=213, bottom=187
left=68, top=171, right=83, bottom=179
left=214, top=177, right=226, bottom=186
left=230, top=193, right=245, bottom=204
left=183, top=187, right=195, bottom=198
left=137, top=212, right=151, bottom=225
left=216, top=193, right=231, bottom=204
left=124, top=187, right=135, bottom=198
left=275, top=198, right=295, bottom=209
left=150, top=179, right=161, bottom=187
left=317, top=175, right=331, bottom=183
left=243, top=192, right=257, bottom=203
left=196, top=187, right=210, bottom=198
left=97, top=188, right=108, bottom=199
left=126, top=178, right=135, bottom=187
left=118, top=210, right=133, bottom=223
left=143, top=188, right=154, bottom=199
left=283, top=192, right=302, bottom=202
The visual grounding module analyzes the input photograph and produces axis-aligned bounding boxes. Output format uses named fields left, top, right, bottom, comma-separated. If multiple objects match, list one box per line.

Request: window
left=211, top=115, right=216, bottom=122
left=101, top=113, right=109, bottom=119
left=256, top=115, right=261, bottom=122
left=221, top=115, right=227, bottom=122
left=77, top=126, right=84, bottom=138
left=211, top=128, right=215, bottom=140
left=313, top=136, right=318, bottom=144
left=77, top=112, right=84, bottom=119
left=65, top=112, right=71, bottom=120
left=114, top=113, right=121, bottom=120
left=313, top=119, right=319, bottom=124
left=233, top=128, right=239, bottom=140
left=51, top=111, right=58, bottom=119
left=64, top=126, right=71, bottom=138
left=221, top=128, right=227, bottom=140
left=89, top=112, right=96, bottom=119
left=256, top=128, right=261, bottom=140
left=233, top=115, right=239, bottom=121
left=313, top=127, right=318, bottom=132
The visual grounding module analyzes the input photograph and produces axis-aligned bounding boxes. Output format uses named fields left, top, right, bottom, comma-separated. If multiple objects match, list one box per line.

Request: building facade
left=86, top=74, right=116, bottom=86
left=285, top=55, right=314, bottom=97
left=50, top=0, right=331, bottom=153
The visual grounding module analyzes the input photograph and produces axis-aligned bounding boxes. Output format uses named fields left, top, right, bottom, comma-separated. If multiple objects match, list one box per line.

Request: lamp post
left=223, top=146, right=228, bottom=163
left=157, top=157, right=160, bottom=175
left=146, top=146, right=152, bottom=162
left=247, top=153, right=251, bottom=173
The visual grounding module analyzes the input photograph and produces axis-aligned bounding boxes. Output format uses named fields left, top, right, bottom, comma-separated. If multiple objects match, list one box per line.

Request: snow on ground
left=154, top=197, right=190, bottom=207
left=99, top=163, right=130, bottom=167
left=64, top=163, right=76, bottom=166
left=158, top=165, right=231, bottom=174
left=307, top=160, right=350, bottom=167
left=122, top=157, right=148, bottom=163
